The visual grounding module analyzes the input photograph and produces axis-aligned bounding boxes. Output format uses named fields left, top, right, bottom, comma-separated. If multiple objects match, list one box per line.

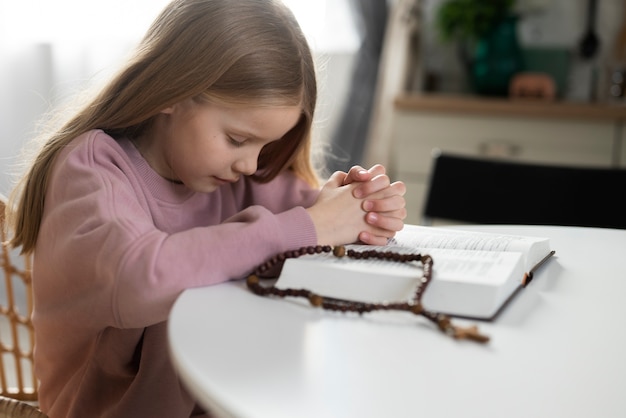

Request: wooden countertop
left=395, top=94, right=626, bottom=122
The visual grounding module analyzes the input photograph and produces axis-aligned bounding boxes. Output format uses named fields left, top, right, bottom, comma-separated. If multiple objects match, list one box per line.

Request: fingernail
left=367, top=212, right=378, bottom=223
left=363, top=200, right=374, bottom=211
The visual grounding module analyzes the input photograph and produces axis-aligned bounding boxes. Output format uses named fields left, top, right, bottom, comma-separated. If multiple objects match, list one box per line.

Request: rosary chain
left=246, top=245, right=489, bottom=343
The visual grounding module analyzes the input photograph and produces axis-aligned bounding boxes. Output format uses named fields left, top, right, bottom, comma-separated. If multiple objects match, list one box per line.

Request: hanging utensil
left=579, top=0, right=600, bottom=59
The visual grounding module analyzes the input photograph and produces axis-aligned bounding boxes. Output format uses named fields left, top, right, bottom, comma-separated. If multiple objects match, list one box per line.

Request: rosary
left=246, top=245, right=489, bottom=343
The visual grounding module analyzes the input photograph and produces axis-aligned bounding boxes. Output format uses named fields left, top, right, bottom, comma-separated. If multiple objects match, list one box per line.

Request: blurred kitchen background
left=413, top=0, right=625, bottom=101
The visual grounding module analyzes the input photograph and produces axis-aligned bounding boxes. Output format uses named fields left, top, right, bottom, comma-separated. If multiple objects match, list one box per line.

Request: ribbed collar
left=118, top=137, right=196, bottom=204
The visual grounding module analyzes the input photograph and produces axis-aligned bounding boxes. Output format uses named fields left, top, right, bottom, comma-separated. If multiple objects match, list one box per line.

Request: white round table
left=168, top=225, right=626, bottom=418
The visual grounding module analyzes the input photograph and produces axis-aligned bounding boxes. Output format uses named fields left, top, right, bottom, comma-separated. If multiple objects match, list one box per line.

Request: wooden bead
left=437, top=316, right=451, bottom=331
left=333, top=246, right=346, bottom=257
left=309, top=294, right=323, bottom=307
left=410, top=303, right=423, bottom=315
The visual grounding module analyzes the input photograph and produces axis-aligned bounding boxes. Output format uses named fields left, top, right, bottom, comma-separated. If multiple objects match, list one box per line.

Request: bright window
left=0, top=0, right=358, bottom=51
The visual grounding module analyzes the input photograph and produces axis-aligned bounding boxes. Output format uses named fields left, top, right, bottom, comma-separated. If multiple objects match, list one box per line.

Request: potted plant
left=435, top=0, right=523, bottom=96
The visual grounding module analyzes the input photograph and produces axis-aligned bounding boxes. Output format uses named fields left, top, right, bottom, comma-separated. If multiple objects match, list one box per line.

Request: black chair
left=422, top=152, right=626, bottom=229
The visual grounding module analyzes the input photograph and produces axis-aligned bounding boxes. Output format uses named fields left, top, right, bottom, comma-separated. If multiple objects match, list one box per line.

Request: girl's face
left=140, top=99, right=302, bottom=193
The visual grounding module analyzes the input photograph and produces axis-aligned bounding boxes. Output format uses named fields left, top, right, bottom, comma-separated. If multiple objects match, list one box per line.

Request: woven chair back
left=0, top=199, right=37, bottom=402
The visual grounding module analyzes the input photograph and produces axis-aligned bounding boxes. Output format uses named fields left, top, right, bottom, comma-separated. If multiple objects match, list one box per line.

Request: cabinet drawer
left=391, top=112, right=616, bottom=177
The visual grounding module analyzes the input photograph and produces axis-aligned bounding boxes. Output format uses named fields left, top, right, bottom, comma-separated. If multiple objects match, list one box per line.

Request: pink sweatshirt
left=33, top=130, right=319, bottom=417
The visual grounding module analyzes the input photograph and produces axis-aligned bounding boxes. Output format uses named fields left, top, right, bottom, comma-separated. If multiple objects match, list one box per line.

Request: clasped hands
left=307, top=164, right=406, bottom=246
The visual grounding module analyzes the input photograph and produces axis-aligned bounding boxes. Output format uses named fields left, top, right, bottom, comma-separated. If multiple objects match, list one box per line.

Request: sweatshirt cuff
left=275, top=206, right=317, bottom=250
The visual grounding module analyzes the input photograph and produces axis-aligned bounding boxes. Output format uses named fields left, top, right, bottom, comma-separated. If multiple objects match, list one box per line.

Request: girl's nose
left=232, top=152, right=258, bottom=176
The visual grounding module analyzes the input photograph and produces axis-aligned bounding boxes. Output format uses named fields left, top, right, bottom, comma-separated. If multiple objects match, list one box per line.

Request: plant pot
left=470, top=15, right=524, bottom=96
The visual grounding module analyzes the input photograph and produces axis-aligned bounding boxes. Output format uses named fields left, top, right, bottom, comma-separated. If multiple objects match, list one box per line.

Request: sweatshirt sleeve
left=229, top=169, right=320, bottom=213
left=35, top=132, right=318, bottom=330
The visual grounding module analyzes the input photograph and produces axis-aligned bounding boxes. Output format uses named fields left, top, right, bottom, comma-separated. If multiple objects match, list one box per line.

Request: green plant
left=435, top=0, right=514, bottom=42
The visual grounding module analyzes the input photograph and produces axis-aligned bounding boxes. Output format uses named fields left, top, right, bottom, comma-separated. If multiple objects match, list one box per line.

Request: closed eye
left=227, top=135, right=247, bottom=147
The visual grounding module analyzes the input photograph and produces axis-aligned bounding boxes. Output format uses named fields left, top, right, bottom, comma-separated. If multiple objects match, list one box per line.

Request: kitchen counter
left=395, top=94, right=626, bottom=123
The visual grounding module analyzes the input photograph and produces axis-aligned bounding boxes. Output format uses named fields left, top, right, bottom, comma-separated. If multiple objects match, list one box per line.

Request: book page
left=389, top=225, right=551, bottom=271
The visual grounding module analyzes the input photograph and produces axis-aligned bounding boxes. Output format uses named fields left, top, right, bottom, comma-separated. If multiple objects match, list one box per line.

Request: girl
left=6, top=0, right=406, bottom=417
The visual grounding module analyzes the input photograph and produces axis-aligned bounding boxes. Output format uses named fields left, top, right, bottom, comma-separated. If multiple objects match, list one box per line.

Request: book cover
left=275, top=225, right=553, bottom=319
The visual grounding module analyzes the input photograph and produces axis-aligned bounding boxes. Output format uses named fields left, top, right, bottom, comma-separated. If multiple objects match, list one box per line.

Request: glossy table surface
left=168, top=225, right=626, bottom=418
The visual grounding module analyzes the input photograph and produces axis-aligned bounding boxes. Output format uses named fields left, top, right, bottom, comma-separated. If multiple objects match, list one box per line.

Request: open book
left=275, top=225, right=555, bottom=319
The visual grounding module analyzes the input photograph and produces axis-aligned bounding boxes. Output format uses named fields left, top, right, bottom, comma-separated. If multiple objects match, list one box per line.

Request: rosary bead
left=247, top=275, right=259, bottom=285
left=410, top=303, right=423, bottom=315
left=333, top=246, right=346, bottom=257
left=309, top=294, right=323, bottom=307
left=437, top=315, right=451, bottom=331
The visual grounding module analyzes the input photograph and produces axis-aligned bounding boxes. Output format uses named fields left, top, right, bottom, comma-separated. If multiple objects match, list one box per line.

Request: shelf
left=395, top=94, right=626, bottom=123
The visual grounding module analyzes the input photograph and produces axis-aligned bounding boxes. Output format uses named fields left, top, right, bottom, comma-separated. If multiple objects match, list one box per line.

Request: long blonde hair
left=7, top=0, right=319, bottom=254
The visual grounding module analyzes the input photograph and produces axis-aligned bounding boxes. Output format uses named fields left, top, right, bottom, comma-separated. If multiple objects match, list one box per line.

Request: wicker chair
left=0, top=396, right=46, bottom=418
left=0, top=197, right=37, bottom=403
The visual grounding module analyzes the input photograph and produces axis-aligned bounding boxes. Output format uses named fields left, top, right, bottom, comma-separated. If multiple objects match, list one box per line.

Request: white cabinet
left=389, top=95, right=625, bottom=224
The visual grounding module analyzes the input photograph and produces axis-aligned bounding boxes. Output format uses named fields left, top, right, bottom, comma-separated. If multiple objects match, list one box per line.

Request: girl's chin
left=187, top=179, right=223, bottom=193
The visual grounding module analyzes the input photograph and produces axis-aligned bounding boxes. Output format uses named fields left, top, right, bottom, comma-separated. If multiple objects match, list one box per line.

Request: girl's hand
left=340, top=164, right=407, bottom=245
left=358, top=181, right=407, bottom=245
left=341, top=164, right=387, bottom=197
left=306, top=171, right=386, bottom=246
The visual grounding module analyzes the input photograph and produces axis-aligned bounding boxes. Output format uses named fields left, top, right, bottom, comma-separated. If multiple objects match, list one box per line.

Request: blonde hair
left=7, top=0, right=319, bottom=254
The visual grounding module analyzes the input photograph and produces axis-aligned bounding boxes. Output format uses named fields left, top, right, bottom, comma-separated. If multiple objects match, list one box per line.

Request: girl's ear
left=161, top=99, right=190, bottom=114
